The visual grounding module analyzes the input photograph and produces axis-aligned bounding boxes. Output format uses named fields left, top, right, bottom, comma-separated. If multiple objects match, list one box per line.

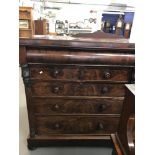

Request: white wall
left=19, top=0, right=135, bottom=34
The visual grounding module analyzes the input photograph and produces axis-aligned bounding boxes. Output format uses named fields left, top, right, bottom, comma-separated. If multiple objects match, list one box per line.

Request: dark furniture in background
left=19, top=32, right=135, bottom=150
left=111, top=84, right=135, bottom=155
left=34, top=19, right=49, bottom=35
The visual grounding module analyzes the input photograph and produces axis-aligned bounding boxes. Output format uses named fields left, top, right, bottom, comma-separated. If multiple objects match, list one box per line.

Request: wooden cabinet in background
left=19, top=7, right=34, bottom=38
left=34, top=19, right=49, bottom=35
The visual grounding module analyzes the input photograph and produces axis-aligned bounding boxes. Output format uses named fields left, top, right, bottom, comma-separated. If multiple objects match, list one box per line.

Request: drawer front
left=27, top=50, right=135, bottom=66
left=35, top=116, right=119, bottom=135
left=32, top=98, right=123, bottom=114
left=31, top=82, right=125, bottom=97
left=30, top=65, right=130, bottom=82
left=19, top=10, right=31, bottom=19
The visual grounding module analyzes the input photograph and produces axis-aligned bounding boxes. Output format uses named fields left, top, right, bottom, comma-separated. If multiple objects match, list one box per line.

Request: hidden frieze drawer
left=26, top=49, right=135, bottom=66
left=35, top=116, right=120, bottom=135
left=32, top=98, right=123, bottom=114
left=31, top=82, right=125, bottom=97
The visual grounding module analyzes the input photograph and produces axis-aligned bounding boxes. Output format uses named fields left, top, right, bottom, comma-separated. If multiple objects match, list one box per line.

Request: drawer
left=35, top=116, right=120, bottom=135
left=29, top=65, right=130, bottom=82
left=31, top=82, right=125, bottom=97
left=19, top=10, right=31, bottom=19
left=32, top=98, right=123, bottom=114
left=27, top=50, right=135, bottom=66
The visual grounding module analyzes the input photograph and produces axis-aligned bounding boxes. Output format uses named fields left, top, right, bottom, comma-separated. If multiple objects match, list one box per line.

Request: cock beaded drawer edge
left=19, top=35, right=135, bottom=150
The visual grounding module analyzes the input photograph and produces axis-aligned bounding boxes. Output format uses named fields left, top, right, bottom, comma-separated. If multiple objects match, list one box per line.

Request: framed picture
left=125, top=23, right=132, bottom=30
left=117, top=20, right=123, bottom=28
left=19, top=20, right=29, bottom=29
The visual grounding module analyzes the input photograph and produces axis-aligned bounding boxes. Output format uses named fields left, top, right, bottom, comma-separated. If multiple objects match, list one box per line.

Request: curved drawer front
left=32, top=98, right=123, bottom=114
left=31, top=82, right=125, bottom=97
left=30, top=65, right=130, bottom=82
left=35, top=116, right=120, bottom=135
left=27, top=50, right=135, bottom=65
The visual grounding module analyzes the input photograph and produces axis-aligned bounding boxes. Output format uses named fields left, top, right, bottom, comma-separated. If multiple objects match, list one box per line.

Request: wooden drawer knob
left=54, top=104, right=59, bottom=110
left=52, top=86, right=61, bottom=94
left=50, top=104, right=60, bottom=111
left=101, top=86, right=108, bottom=94
left=98, top=123, right=104, bottom=130
left=79, top=69, right=85, bottom=80
left=50, top=68, right=62, bottom=78
left=103, top=71, right=111, bottom=79
left=54, top=123, right=60, bottom=129
left=54, top=69, right=59, bottom=77
left=100, top=104, right=107, bottom=111
left=52, top=69, right=59, bottom=78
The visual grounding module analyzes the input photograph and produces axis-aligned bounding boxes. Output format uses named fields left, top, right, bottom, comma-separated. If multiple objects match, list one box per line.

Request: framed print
left=19, top=20, right=29, bottom=29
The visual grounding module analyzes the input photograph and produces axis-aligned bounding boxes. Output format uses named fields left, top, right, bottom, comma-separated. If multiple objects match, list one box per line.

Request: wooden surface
left=117, top=85, right=135, bottom=155
left=111, top=134, right=123, bottom=155
left=19, top=33, right=135, bottom=149
left=19, top=35, right=134, bottom=50
left=35, top=115, right=119, bottom=135
left=111, top=84, right=135, bottom=155
left=26, top=50, right=134, bottom=65
left=29, top=65, right=131, bottom=82
left=19, top=7, right=34, bottom=38
left=34, top=19, right=48, bottom=35
left=32, top=97, right=123, bottom=115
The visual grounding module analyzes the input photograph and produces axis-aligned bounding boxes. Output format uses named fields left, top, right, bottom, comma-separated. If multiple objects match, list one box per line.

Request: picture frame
left=125, top=23, right=132, bottom=30
left=19, top=20, right=29, bottom=29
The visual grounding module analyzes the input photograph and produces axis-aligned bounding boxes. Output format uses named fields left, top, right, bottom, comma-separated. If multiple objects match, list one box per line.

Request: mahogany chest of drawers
left=19, top=36, right=135, bottom=149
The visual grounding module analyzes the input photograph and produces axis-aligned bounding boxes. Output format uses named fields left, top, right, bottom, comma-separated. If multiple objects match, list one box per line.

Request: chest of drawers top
left=19, top=35, right=134, bottom=50
left=19, top=36, right=135, bottom=66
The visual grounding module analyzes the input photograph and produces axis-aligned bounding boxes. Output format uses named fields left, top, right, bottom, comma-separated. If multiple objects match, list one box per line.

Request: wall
left=19, top=0, right=135, bottom=38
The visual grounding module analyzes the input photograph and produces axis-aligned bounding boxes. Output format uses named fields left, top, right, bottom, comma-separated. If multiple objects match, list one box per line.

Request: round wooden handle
left=54, top=104, right=59, bottom=110
left=54, top=123, right=60, bottom=129
left=101, top=86, right=108, bottom=94
left=52, top=86, right=60, bottom=93
left=100, top=104, right=107, bottom=111
left=52, top=69, right=59, bottom=78
left=79, top=69, right=85, bottom=80
left=98, top=123, right=104, bottom=130
left=103, top=71, right=111, bottom=79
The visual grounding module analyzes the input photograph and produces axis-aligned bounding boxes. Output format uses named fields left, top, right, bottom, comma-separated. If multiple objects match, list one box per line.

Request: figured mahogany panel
left=31, top=82, right=125, bottom=97
left=30, top=65, right=131, bottom=82
left=27, top=50, right=134, bottom=65
left=35, top=116, right=120, bottom=135
left=32, top=98, right=123, bottom=114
